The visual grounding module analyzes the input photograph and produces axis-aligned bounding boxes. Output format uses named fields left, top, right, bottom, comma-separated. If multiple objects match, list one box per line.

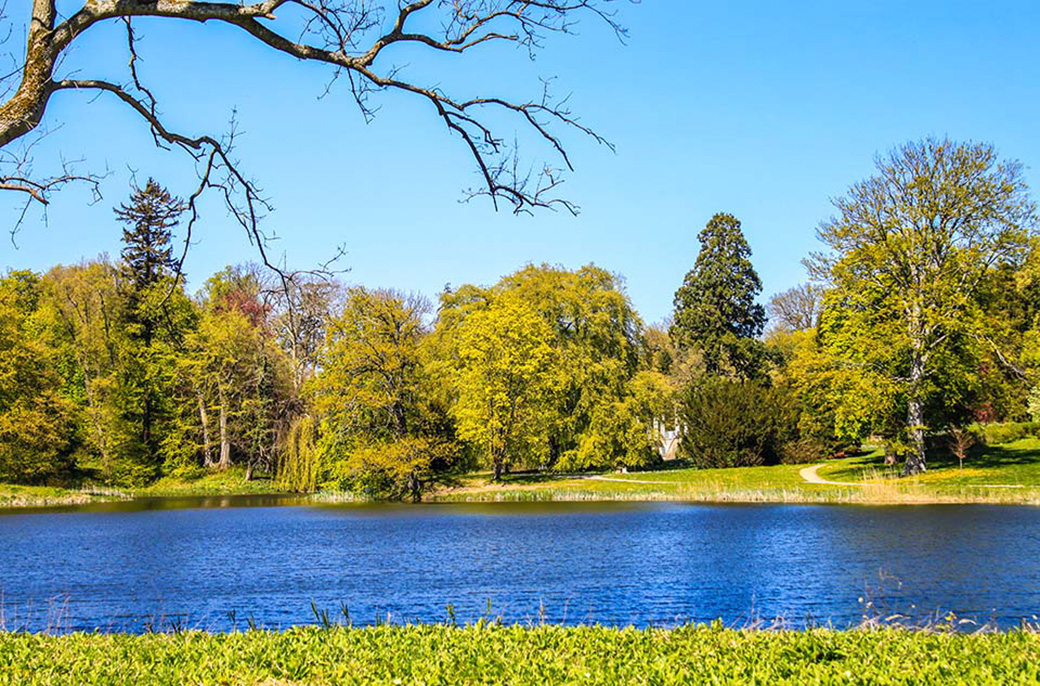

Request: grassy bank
left=0, top=468, right=286, bottom=509
left=1, top=624, right=1037, bottom=685
left=5, top=440, right=1040, bottom=509
left=430, top=438, right=1040, bottom=505
left=0, top=483, right=125, bottom=509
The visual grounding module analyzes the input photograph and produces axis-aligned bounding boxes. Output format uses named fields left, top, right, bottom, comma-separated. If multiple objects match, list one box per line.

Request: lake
left=1, top=499, right=1038, bottom=632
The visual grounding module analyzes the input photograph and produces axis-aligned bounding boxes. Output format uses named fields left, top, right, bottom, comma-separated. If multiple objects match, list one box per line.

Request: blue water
left=1, top=499, right=1038, bottom=632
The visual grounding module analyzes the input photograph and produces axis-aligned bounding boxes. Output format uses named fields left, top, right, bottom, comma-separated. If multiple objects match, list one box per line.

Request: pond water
left=1, top=499, right=1038, bottom=632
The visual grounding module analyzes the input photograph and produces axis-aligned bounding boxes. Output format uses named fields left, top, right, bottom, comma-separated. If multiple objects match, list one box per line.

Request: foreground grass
left=0, top=625, right=1037, bottom=685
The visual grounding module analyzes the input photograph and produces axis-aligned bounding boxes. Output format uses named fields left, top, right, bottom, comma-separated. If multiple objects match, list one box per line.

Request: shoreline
left=6, top=484, right=1040, bottom=511
left=6, top=440, right=1040, bottom=510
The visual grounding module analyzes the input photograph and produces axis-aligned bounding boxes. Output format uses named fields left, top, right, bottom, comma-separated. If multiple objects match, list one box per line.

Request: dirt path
left=799, top=464, right=1027, bottom=489
left=799, top=464, right=863, bottom=487
left=583, top=475, right=675, bottom=485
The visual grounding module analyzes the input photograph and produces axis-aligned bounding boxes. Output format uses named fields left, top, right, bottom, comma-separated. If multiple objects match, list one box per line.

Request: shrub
left=677, top=379, right=812, bottom=468
left=778, top=436, right=830, bottom=465
left=980, top=422, right=1030, bottom=446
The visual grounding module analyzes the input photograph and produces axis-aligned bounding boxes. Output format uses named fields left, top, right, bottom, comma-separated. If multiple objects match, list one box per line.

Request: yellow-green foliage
left=0, top=271, right=78, bottom=483
left=280, top=414, right=319, bottom=492
left=0, top=625, right=1038, bottom=685
left=304, top=288, right=456, bottom=498
left=449, top=290, right=559, bottom=474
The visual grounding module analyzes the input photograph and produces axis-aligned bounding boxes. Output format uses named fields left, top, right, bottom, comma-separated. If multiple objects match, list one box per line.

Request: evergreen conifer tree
left=115, top=179, right=187, bottom=461
left=671, top=213, right=767, bottom=378
left=116, top=178, right=185, bottom=295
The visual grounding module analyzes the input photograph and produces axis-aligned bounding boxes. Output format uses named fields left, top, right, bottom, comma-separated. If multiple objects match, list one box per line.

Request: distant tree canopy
left=2, top=139, right=1039, bottom=493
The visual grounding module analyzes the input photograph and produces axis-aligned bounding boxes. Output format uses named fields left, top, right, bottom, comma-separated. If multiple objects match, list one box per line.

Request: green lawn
left=433, top=439, right=1040, bottom=505
left=130, top=468, right=286, bottom=497
left=0, top=468, right=285, bottom=509
left=0, top=625, right=1037, bottom=685
left=820, top=438, right=1040, bottom=488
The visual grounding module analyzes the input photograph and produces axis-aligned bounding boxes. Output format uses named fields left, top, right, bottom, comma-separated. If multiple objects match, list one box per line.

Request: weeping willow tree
left=279, top=414, right=319, bottom=493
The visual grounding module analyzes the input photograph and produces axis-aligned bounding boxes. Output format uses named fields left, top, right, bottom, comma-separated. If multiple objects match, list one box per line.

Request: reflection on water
left=1, top=499, right=1038, bottom=632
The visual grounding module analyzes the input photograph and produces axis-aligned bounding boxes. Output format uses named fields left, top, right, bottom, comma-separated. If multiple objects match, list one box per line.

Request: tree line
left=1, top=138, right=1038, bottom=498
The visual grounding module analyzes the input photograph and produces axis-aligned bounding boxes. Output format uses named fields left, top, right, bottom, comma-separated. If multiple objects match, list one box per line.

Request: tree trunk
left=492, top=456, right=504, bottom=481
left=198, top=393, right=214, bottom=468
left=408, top=471, right=421, bottom=503
left=902, top=363, right=928, bottom=476
left=218, top=387, right=231, bottom=470
left=883, top=443, right=897, bottom=467
left=142, top=391, right=152, bottom=455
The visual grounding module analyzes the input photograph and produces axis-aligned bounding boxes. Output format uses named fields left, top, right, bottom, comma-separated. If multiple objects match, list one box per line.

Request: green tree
left=0, top=271, right=77, bottom=483
left=180, top=265, right=290, bottom=478
left=434, top=264, right=667, bottom=475
left=115, top=179, right=189, bottom=464
left=116, top=179, right=184, bottom=296
left=671, top=213, right=768, bottom=379
left=812, top=138, right=1037, bottom=474
left=439, top=289, right=559, bottom=480
left=307, top=287, right=455, bottom=499
left=496, top=265, right=649, bottom=469
left=40, top=260, right=140, bottom=481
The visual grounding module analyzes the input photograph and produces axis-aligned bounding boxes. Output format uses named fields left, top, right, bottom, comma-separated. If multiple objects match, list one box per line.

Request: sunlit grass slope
left=433, top=439, right=1040, bottom=505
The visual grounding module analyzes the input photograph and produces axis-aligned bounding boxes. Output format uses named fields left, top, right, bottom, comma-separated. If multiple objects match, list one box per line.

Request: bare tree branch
left=0, top=0, right=627, bottom=250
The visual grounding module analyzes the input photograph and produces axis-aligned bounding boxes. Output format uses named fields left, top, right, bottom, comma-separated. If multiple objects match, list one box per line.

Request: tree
left=677, top=378, right=790, bottom=469
left=812, top=138, right=1037, bottom=475
left=433, top=264, right=666, bottom=474
left=183, top=265, right=290, bottom=477
left=116, top=179, right=185, bottom=297
left=2, top=0, right=625, bottom=250
left=671, top=212, right=768, bottom=378
left=40, top=259, right=143, bottom=481
left=307, top=287, right=456, bottom=500
left=116, top=179, right=189, bottom=460
left=495, top=264, right=647, bottom=469
left=767, top=283, right=822, bottom=333
left=439, top=290, right=559, bottom=480
left=0, top=270, right=77, bottom=483
left=271, top=277, right=341, bottom=401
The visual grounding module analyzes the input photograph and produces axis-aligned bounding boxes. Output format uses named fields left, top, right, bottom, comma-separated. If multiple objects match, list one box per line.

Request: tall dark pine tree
left=671, top=212, right=767, bottom=378
left=116, top=179, right=186, bottom=456
left=117, top=179, right=183, bottom=301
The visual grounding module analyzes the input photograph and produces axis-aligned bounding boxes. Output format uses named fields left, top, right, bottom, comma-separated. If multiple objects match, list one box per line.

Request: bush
left=979, top=422, right=1031, bottom=446
left=678, top=379, right=810, bottom=468
left=778, top=436, right=830, bottom=465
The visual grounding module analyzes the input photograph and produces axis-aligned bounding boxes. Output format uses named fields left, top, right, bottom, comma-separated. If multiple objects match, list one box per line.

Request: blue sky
left=3, top=1, right=1039, bottom=323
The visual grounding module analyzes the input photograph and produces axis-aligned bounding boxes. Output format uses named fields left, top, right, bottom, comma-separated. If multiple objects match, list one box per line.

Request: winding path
left=798, top=464, right=1025, bottom=489
left=584, top=475, right=674, bottom=485
left=798, top=464, right=863, bottom=487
